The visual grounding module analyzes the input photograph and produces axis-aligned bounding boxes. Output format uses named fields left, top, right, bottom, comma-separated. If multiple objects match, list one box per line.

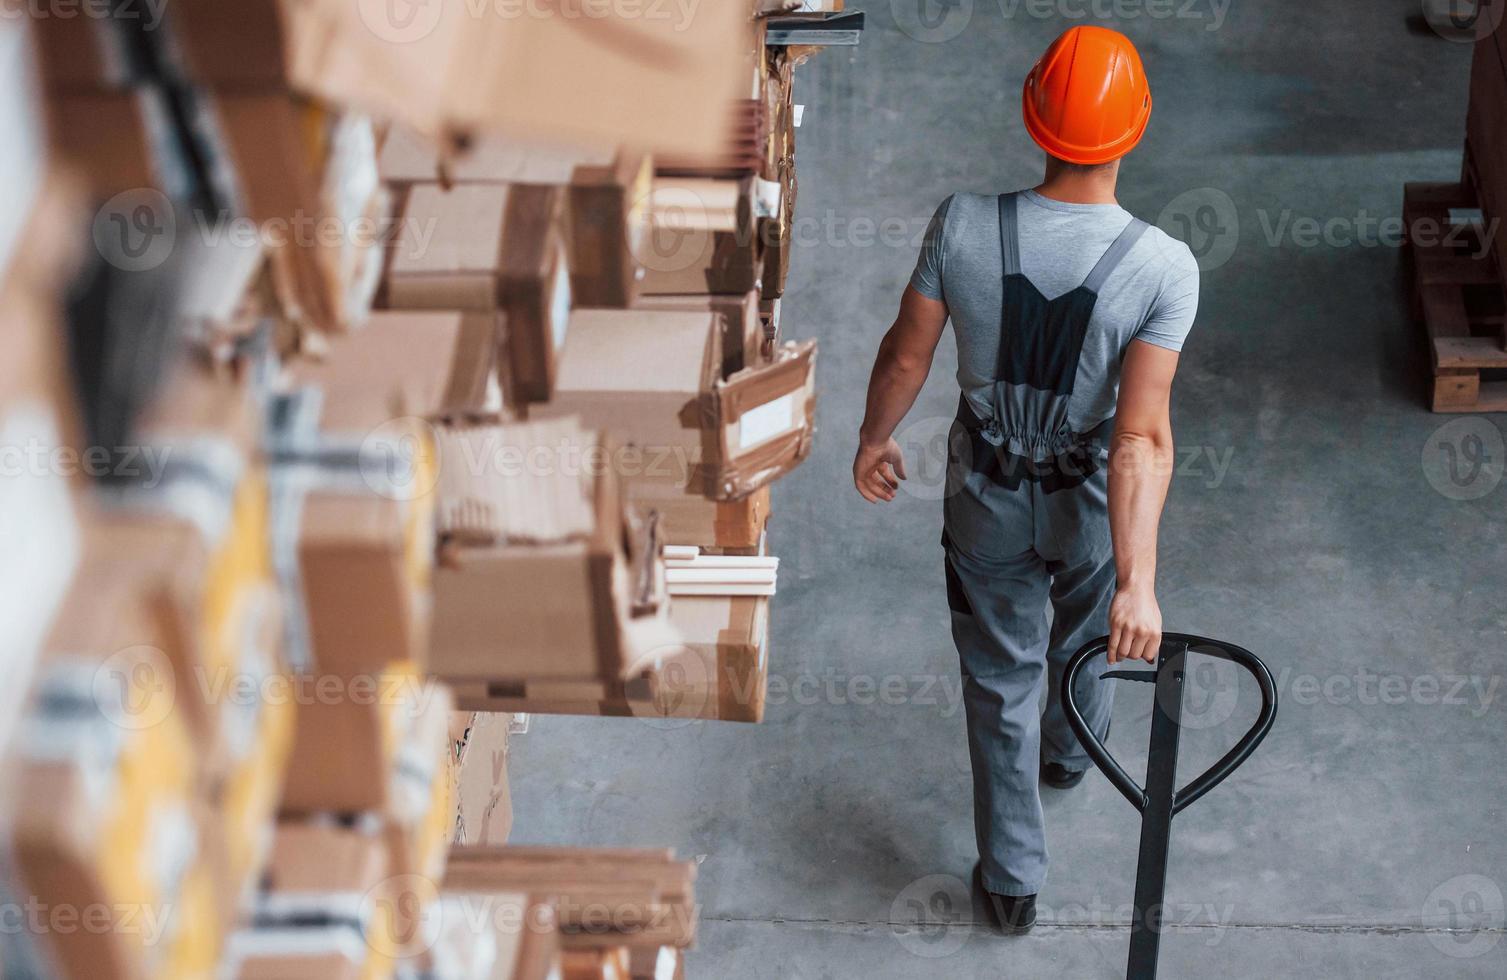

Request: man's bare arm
left=1105, top=339, right=1180, bottom=663
left=854, top=286, right=949, bottom=503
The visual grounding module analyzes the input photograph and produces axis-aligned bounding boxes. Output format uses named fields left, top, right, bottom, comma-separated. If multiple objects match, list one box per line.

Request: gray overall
left=943, top=192, right=1150, bottom=897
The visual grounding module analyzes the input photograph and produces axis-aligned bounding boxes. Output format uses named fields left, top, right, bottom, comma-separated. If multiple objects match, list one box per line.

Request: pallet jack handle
left=1060, top=633, right=1278, bottom=980
left=1061, top=633, right=1277, bottom=815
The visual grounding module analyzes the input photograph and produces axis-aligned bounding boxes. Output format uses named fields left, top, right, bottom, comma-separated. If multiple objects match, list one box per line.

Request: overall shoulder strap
left=1081, top=216, right=1150, bottom=294
left=997, top=192, right=1021, bottom=276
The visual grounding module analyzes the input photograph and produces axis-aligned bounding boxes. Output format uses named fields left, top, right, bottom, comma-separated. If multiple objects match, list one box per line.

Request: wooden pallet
left=1403, top=180, right=1507, bottom=412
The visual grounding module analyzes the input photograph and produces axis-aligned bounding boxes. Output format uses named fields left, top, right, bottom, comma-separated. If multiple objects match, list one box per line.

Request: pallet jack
left=1062, top=634, right=1277, bottom=980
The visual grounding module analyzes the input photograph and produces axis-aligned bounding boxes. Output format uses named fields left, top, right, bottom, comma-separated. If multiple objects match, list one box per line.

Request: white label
left=736, top=392, right=798, bottom=451
left=753, top=178, right=782, bottom=220
left=0, top=405, right=80, bottom=755
left=550, top=242, right=572, bottom=353
left=793, top=104, right=805, bottom=128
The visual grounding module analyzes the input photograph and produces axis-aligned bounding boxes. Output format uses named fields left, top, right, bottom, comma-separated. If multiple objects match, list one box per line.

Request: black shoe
left=971, top=863, right=1036, bottom=935
left=1040, top=720, right=1110, bottom=790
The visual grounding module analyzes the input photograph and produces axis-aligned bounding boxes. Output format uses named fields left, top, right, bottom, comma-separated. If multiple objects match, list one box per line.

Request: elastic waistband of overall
left=953, top=393, right=1115, bottom=455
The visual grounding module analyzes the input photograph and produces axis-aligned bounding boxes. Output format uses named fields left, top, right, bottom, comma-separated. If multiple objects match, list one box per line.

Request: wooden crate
left=1402, top=181, right=1507, bottom=412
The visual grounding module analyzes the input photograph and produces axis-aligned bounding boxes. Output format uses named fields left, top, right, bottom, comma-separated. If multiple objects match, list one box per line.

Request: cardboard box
left=172, top=0, right=335, bottom=90
left=630, top=483, right=769, bottom=551
left=383, top=183, right=570, bottom=404
left=383, top=682, right=456, bottom=885
left=379, top=127, right=653, bottom=307
left=278, top=660, right=435, bottom=814
left=70, top=512, right=295, bottom=926
left=637, top=178, right=762, bottom=296
left=429, top=419, right=674, bottom=690
left=45, top=88, right=170, bottom=197
left=661, top=595, right=771, bottom=723
left=283, top=335, right=462, bottom=677
left=294, top=0, right=749, bottom=158
left=444, top=847, right=697, bottom=952
left=289, top=309, right=502, bottom=423
left=5, top=592, right=223, bottom=980
left=456, top=593, right=770, bottom=724
left=408, top=892, right=560, bottom=980
left=216, top=93, right=385, bottom=333
left=227, top=820, right=391, bottom=980
left=634, top=290, right=766, bottom=377
left=534, top=309, right=817, bottom=500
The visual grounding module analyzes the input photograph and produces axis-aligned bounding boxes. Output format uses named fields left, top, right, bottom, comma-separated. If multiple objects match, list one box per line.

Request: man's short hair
left=1050, top=155, right=1118, bottom=174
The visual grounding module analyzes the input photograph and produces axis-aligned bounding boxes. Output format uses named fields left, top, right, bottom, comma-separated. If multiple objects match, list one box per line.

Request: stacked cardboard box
left=445, top=847, right=698, bottom=980
left=428, top=418, right=678, bottom=712
left=1, top=4, right=850, bottom=976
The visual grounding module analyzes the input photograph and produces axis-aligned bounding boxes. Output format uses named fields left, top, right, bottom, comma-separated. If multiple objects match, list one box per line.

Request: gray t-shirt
left=911, top=190, right=1200, bottom=432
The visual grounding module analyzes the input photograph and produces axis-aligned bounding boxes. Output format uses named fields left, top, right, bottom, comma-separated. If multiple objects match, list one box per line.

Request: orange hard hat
left=1022, top=26, right=1153, bottom=165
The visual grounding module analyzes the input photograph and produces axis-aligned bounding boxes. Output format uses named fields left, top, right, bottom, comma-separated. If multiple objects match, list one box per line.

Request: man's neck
left=1033, top=156, right=1121, bottom=205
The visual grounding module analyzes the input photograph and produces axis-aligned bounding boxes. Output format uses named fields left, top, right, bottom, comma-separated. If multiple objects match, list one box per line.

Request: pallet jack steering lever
left=1061, top=633, right=1278, bottom=980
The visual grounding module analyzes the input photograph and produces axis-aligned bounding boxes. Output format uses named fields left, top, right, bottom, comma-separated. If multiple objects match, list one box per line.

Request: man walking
left=853, top=26, right=1199, bottom=933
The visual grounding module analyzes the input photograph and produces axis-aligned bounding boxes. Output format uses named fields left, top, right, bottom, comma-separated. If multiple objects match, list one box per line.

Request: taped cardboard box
left=278, top=660, right=437, bottom=814
left=69, top=513, right=294, bottom=927
left=383, top=681, right=457, bottom=885
left=629, top=483, right=769, bottom=551
left=285, top=328, right=474, bottom=676
left=228, top=820, right=392, bottom=980
left=382, top=182, right=570, bottom=404
left=470, top=594, right=770, bottom=724
left=3, top=591, right=222, bottom=980
left=292, top=0, right=749, bottom=158
left=638, top=178, right=762, bottom=296
left=429, top=419, right=674, bottom=691
left=533, top=309, right=816, bottom=501
left=379, top=127, right=652, bottom=307
left=215, top=93, right=386, bottom=334
left=445, top=847, right=698, bottom=952
left=401, top=891, right=560, bottom=980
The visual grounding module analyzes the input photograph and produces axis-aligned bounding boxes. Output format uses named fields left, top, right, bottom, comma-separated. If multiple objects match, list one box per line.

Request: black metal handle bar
left=1061, top=633, right=1277, bottom=816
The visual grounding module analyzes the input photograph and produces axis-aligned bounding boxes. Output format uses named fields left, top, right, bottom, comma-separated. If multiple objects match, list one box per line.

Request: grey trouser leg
left=943, top=473, right=1117, bottom=896
left=946, top=541, right=1052, bottom=896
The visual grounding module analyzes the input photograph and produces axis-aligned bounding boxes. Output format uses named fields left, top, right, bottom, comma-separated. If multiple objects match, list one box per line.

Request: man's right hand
left=853, top=438, right=907, bottom=503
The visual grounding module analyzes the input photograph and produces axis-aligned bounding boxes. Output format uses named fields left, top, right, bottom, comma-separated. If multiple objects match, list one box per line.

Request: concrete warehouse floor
left=512, top=1, right=1507, bottom=975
